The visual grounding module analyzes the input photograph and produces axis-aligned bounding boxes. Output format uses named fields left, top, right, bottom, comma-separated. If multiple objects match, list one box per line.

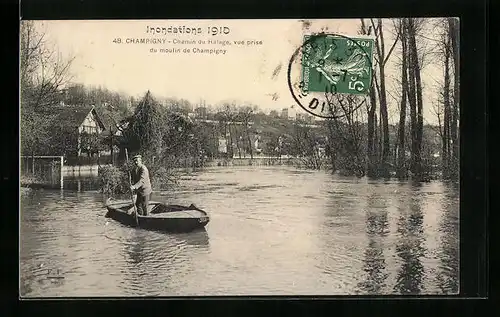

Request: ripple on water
left=20, top=169, right=459, bottom=296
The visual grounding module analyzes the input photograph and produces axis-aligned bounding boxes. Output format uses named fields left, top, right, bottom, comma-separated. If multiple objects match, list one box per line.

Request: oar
left=125, top=148, right=139, bottom=226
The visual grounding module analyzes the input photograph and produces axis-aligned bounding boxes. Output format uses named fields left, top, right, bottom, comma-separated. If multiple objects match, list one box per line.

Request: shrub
left=98, top=165, right=129, bottom=195
left=150, top=165, right=179, bottom=190
left=98, top=161, right=179, bottom=194
left=20, top=187, right=32, bottom=196
left=20, top=174, right=44, bottom=187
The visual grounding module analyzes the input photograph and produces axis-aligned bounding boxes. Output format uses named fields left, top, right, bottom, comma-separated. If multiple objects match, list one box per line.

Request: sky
left=33, top=18, right=447, bottom=125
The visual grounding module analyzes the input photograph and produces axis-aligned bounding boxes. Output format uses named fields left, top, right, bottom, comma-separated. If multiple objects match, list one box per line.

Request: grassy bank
left=20, top=175, right=43, bottom=188
left=20, top=186, right=32, bottom=196
left=20, top=175, right=43, bottom=195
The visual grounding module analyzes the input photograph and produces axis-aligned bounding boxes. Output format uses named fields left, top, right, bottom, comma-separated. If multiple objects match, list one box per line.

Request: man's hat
left=132, top=154, right=142, bottom=160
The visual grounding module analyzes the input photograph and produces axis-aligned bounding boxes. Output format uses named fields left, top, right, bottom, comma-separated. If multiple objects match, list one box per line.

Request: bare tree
left=288, top=122, right=324, bottom=170
left=430, top=18, right=460, bottom=180
left=409, top=19, right=425, bottom=178
left=238, top=105, right=256, bottom=159
left=21, top=21, right=75, bottom=110
left=395, top=18, right=409, bottom=178
left=359, top=19, right=378, bottom=177
left=359, top=19, right=399, bottom=177
left=20, top=21, right=44, bottom=89
left=448, top=18, right=460, bottom=180
left=368, top=18, right=400, bottom=177
left=216, top=103, right=239, bottom=158
left=20, top=21, right=75, bottom=156
left=442, top=25, right=453, bottom=178
left=399, top=18, right=427, bottom=179
left=325, top=94, right=366, bottom=176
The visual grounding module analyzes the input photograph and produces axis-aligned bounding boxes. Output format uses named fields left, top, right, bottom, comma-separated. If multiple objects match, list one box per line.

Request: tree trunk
left=327, top=120, right=337, bottom=172
left=397, top=19, right=408, bottom=178
left=228, top=125, right=232, bottom=158
left=247, top=130, right=253, bottom=159
left=31, top=152, right=35, bottom=175
left=243, top=115, right=254, bottom=160
left=375, top=19, right=390, bottom=177
left=110, top=125, right=114, bottom=165
left=374, top=112, right=379, bottom=175
left=236, top=134, right=242, bottom=158
left=442, top=32, right=452, bottom=179
left=378, top=111, right=383, bottom=161
left=367, top=88, right=377, bottom=177
left=361, top=18, right=378, bottom=178
left=408, top=19, right=424, bottom=179
left=406, top=19, right=419, bottom=178
left=449, top=18, right=460, bottom=180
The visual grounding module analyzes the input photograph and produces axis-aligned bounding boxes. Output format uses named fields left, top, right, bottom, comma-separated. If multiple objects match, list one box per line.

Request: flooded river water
left=20, top=166, right=459, bottom=297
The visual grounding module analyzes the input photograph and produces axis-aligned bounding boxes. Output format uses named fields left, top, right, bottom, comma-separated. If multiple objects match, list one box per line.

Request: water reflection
left=124, top=229, right=210, bottom=266
left=63, top=177, right=101, bottom=192
left=20, top=168, right=459, bottom=296
left=121, top=228, right=210, bottom=295
left=436, top=184, right=459, bottom=294
left=357, top=186, right=389, bottom=294
left=393, top=188, right=426, bottom=294
left=176, top=229, right=210, bottom=247
left=126, top=230, right=148, bottom=265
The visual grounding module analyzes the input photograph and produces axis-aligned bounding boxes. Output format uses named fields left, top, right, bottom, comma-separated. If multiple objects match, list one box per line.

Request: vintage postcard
left=20, top=18, right=460, bottom=297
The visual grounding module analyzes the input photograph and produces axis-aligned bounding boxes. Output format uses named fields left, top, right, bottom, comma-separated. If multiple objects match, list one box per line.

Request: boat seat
left=150, top=204, right=167, bottom=214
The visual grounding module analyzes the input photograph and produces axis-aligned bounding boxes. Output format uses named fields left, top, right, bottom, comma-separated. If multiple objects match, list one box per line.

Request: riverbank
left=185, top=156, right=332, bottom=170
left=204, top=156, right=299, bottom=167
left=20, top=186, right=32, bottom=196
left=20, top=158, right=447, bottom=193
left=20, top=175, right=43, bottom=188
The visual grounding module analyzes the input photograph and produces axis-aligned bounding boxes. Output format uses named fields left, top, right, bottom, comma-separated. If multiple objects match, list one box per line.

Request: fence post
left=60, top=156, right=64, bottom=189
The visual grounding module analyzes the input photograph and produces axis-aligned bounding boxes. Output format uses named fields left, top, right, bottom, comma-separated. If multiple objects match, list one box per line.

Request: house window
left=82, top=125, right=97, bottom=134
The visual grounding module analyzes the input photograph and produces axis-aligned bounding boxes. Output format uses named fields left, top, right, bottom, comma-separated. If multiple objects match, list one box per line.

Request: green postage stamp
left=300, top=34, right=375, bottom=95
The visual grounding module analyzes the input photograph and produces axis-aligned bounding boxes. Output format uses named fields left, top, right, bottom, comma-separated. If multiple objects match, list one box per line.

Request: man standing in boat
left=130, top=154, right=152, bottom=216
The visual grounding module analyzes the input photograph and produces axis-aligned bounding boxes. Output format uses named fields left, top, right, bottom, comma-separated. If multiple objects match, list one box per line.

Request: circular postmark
left=287, top=32, right=375, bottom=119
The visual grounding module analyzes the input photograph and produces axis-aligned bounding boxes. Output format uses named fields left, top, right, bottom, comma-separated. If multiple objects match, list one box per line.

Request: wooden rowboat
left=105, top=199, right=210, bottom=233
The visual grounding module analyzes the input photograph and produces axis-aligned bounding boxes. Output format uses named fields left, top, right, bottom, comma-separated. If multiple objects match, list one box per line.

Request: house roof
left=99, top=115, right=117, bottom=131
left=46, top=104, right=106, bottom=131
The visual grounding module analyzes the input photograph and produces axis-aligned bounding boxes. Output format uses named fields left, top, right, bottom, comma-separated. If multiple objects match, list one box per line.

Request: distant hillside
left=194, top=111, right=442, bottom=157
left=249, top=117, right=442, bottom=154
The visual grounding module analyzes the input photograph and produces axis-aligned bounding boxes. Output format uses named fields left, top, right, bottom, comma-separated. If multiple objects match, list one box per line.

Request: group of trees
left=21, top=19, right=459, bottom=184
left=300, top=18, right=459, bottom=181
left=63, top=83, right=133, bottom=127
left=20, top=21, right=74, bottom=156
left=211, top=103, right=258, bottom=159
left=434, top=18, right=460, bottom=180
left=20, top=21, right=132, bottom=159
